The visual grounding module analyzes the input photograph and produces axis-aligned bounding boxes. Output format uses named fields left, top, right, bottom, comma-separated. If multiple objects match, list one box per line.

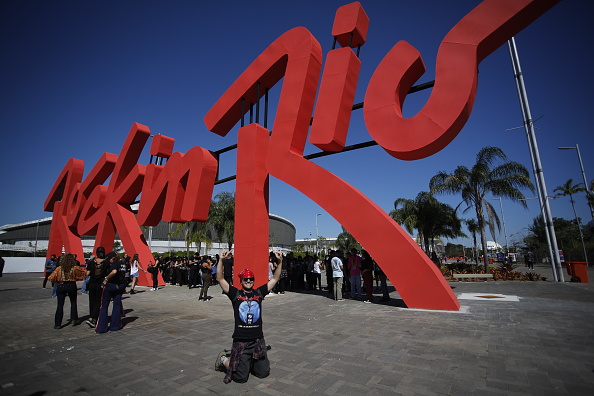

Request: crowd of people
left=42, top=247, right=391, bottom=383
left=44, top=248, right=391, bottom=330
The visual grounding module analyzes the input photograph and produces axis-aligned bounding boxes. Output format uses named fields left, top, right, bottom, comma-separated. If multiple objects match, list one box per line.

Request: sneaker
left=73, top=319, right=82, bottom=326
left=129, top=290, right=136, bottom=295
left=215, top=350, right=227, bottom=372
left=363, top=300, right=372, bottom=303
left=336, top=299, right=345, bottom=301
left=85, top=319, right=96, bottom=328
left=54, top=325, right=61, bottom=329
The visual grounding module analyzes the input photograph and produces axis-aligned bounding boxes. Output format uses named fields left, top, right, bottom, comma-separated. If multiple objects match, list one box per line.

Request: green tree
left=430, top=147, right=534, bottom=271
left=444, top=243, right=464, bottom=258
left=390, top=191, right=465, bottom=254
left=336, top=227, right=361, bottom=253
left=209, top=192, right=235, bottom=249
left=174, top=221, right=211, bottom=256
left=292, top=242, right=305, bottom=253
left=524, top=215, right=591, bottom=263
left=554, top=179, right=588, bottom=263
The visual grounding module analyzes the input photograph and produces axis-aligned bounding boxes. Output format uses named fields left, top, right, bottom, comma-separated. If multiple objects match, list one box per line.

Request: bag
left=148, top=265, right=157, bottom=274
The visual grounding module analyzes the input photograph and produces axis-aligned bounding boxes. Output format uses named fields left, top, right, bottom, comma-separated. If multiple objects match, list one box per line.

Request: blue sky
left=1, top=0, right=592, bottom=249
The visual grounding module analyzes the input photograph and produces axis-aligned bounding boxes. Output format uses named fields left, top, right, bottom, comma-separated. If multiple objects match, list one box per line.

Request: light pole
left=315, top=214, right=321, bottom=255
left=558, top=144, right=594, bottom=220
left=508, top=37, right=564, bottom=282
left=492, top=197, right=509, bottom=254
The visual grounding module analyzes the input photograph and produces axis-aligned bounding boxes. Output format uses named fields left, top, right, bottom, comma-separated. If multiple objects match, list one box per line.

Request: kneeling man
left=215, top=250, right=283, bottom=383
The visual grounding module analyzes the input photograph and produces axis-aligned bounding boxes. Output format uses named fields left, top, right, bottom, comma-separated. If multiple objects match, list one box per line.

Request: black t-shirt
left=87, top=259, right=108, bottom=284
left=226, top=284, right=269, bottom=341
left=223, top=258, right=234, bottom=277
left=106, top=260, right=129, bottom=284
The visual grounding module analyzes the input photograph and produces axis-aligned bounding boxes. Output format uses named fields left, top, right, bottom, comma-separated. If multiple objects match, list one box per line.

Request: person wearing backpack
left=214, top=250, right=283, bottom=383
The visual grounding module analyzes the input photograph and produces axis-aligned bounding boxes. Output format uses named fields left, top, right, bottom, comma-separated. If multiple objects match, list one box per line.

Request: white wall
left=2, top=257, right=46, bottom=273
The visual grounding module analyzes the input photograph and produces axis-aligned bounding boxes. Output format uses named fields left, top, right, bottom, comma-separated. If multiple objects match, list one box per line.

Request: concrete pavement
left=0, top=265, right=593, bottom=395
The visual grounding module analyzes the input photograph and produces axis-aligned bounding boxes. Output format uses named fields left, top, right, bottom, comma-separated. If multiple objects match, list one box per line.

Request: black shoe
left=85, top=319, right=96, bottom=328
left=54, top=325, right=61, bottom=329
left=73, top=319, right=82, bottom=326
left=129, top=290, right=135, bottom=294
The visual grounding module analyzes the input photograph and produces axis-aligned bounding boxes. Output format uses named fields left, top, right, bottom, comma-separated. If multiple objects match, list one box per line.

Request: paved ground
left=0, top=265, right=593, bottom=395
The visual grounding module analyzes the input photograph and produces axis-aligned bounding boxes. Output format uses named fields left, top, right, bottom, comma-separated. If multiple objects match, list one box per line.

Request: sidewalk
left=0, top=269, right=593, bottom=395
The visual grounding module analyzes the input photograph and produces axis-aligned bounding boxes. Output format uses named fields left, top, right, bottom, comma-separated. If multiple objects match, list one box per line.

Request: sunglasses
left=242, top=277, right=254, bottom=282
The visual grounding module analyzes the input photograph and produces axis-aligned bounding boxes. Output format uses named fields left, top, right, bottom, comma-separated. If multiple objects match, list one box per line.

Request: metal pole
left=559, top=144, right=594, bottom=220
left=493, top=198, right=509, bottom=254
left=316, top=214, right=321, bottom=255
left=168, top=222, right=171, bottom=257
left=34, top=220, right=40, bottom=257
left=508, top=37, right=564, bottom=282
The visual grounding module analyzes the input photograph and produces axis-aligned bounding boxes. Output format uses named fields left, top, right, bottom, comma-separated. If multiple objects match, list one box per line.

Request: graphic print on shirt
left=238, top=299, right=261, bottom=325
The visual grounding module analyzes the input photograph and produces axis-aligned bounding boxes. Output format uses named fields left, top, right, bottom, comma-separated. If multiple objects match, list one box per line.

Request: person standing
left=43, top=254, right=57, bottom=289
left=188, top=253, right=200, bottom=289
left=361, top=250, right=374, bottom=303
left=324, top=250, right=333, bottom=294
left=129, top=254, right=147, bottom=294
left=348, top=248, right=362, bottom=300
left=96, top=252, right=126, bottom=333
left=331, top=250, right=344, bottom=301
left=48, top=254, right=86, bottom=328
left=215, top=250, right=283, bottom=384
left=85, top=247, right=108, bottom=328
left=0, top=255, right=5, bottom=277
left=377, top=263, right=390, bottom=302
left=222, top=252, right=234, bottom=287
left=199, top=256, right=213, bottom=301
left=312, top=255, right=322, bottom=290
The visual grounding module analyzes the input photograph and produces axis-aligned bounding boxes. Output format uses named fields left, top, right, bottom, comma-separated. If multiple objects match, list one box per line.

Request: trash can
left=567, top=262, right=589, bottom=283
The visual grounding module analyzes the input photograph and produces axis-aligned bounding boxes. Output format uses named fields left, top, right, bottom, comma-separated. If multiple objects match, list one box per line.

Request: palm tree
left=390, top=191, right=465, bottom=255
left=174, top=221, right=212, bottom=256
left=336, top=227, right=361, bottom=253
left=588, top=180, right=594, bottom=210
left=430, top=147, right=534, bottom=271
left=209, top=192, right=235, bottom=249
left=554, top=179, right=588, bottom=263
left=466, top=218, right=480, bottom=263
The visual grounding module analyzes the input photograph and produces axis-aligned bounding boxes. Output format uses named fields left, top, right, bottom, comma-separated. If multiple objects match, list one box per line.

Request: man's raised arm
left=267, top=251, right=283, bottom=292
left=217, top=251, right=231, bottom=294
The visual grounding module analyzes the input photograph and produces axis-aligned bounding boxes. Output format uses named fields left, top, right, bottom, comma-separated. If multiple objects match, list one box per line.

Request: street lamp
left=492, top=197, right=509, bottom=254
left=507, top=37, right=564, bottom=282
left=558, top=144, right=594, bottom=220
left=315, top=214, right=321, bottom=255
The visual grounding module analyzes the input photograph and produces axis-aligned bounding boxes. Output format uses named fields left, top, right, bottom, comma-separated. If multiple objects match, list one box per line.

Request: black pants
left=232, top=340, right=270, bottom=383
left=277, top=277, right=286, bottom=293
left=87, top=282, right=103, bottom=320
left=188, top=268, right=199, bottom=288
left=43, top=272, right=53, bottom=288
left=55, top=282, right=78, bottom=326
left=152, top=271, right=159, bottom=289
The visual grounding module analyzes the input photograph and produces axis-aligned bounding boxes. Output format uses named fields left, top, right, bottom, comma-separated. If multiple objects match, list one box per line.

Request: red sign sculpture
left=45, top=0, right=558, bottom=310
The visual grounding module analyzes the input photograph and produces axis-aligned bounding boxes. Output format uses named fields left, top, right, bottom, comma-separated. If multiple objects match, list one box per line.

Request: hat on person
left=238, top=269, right=254, bottom=281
